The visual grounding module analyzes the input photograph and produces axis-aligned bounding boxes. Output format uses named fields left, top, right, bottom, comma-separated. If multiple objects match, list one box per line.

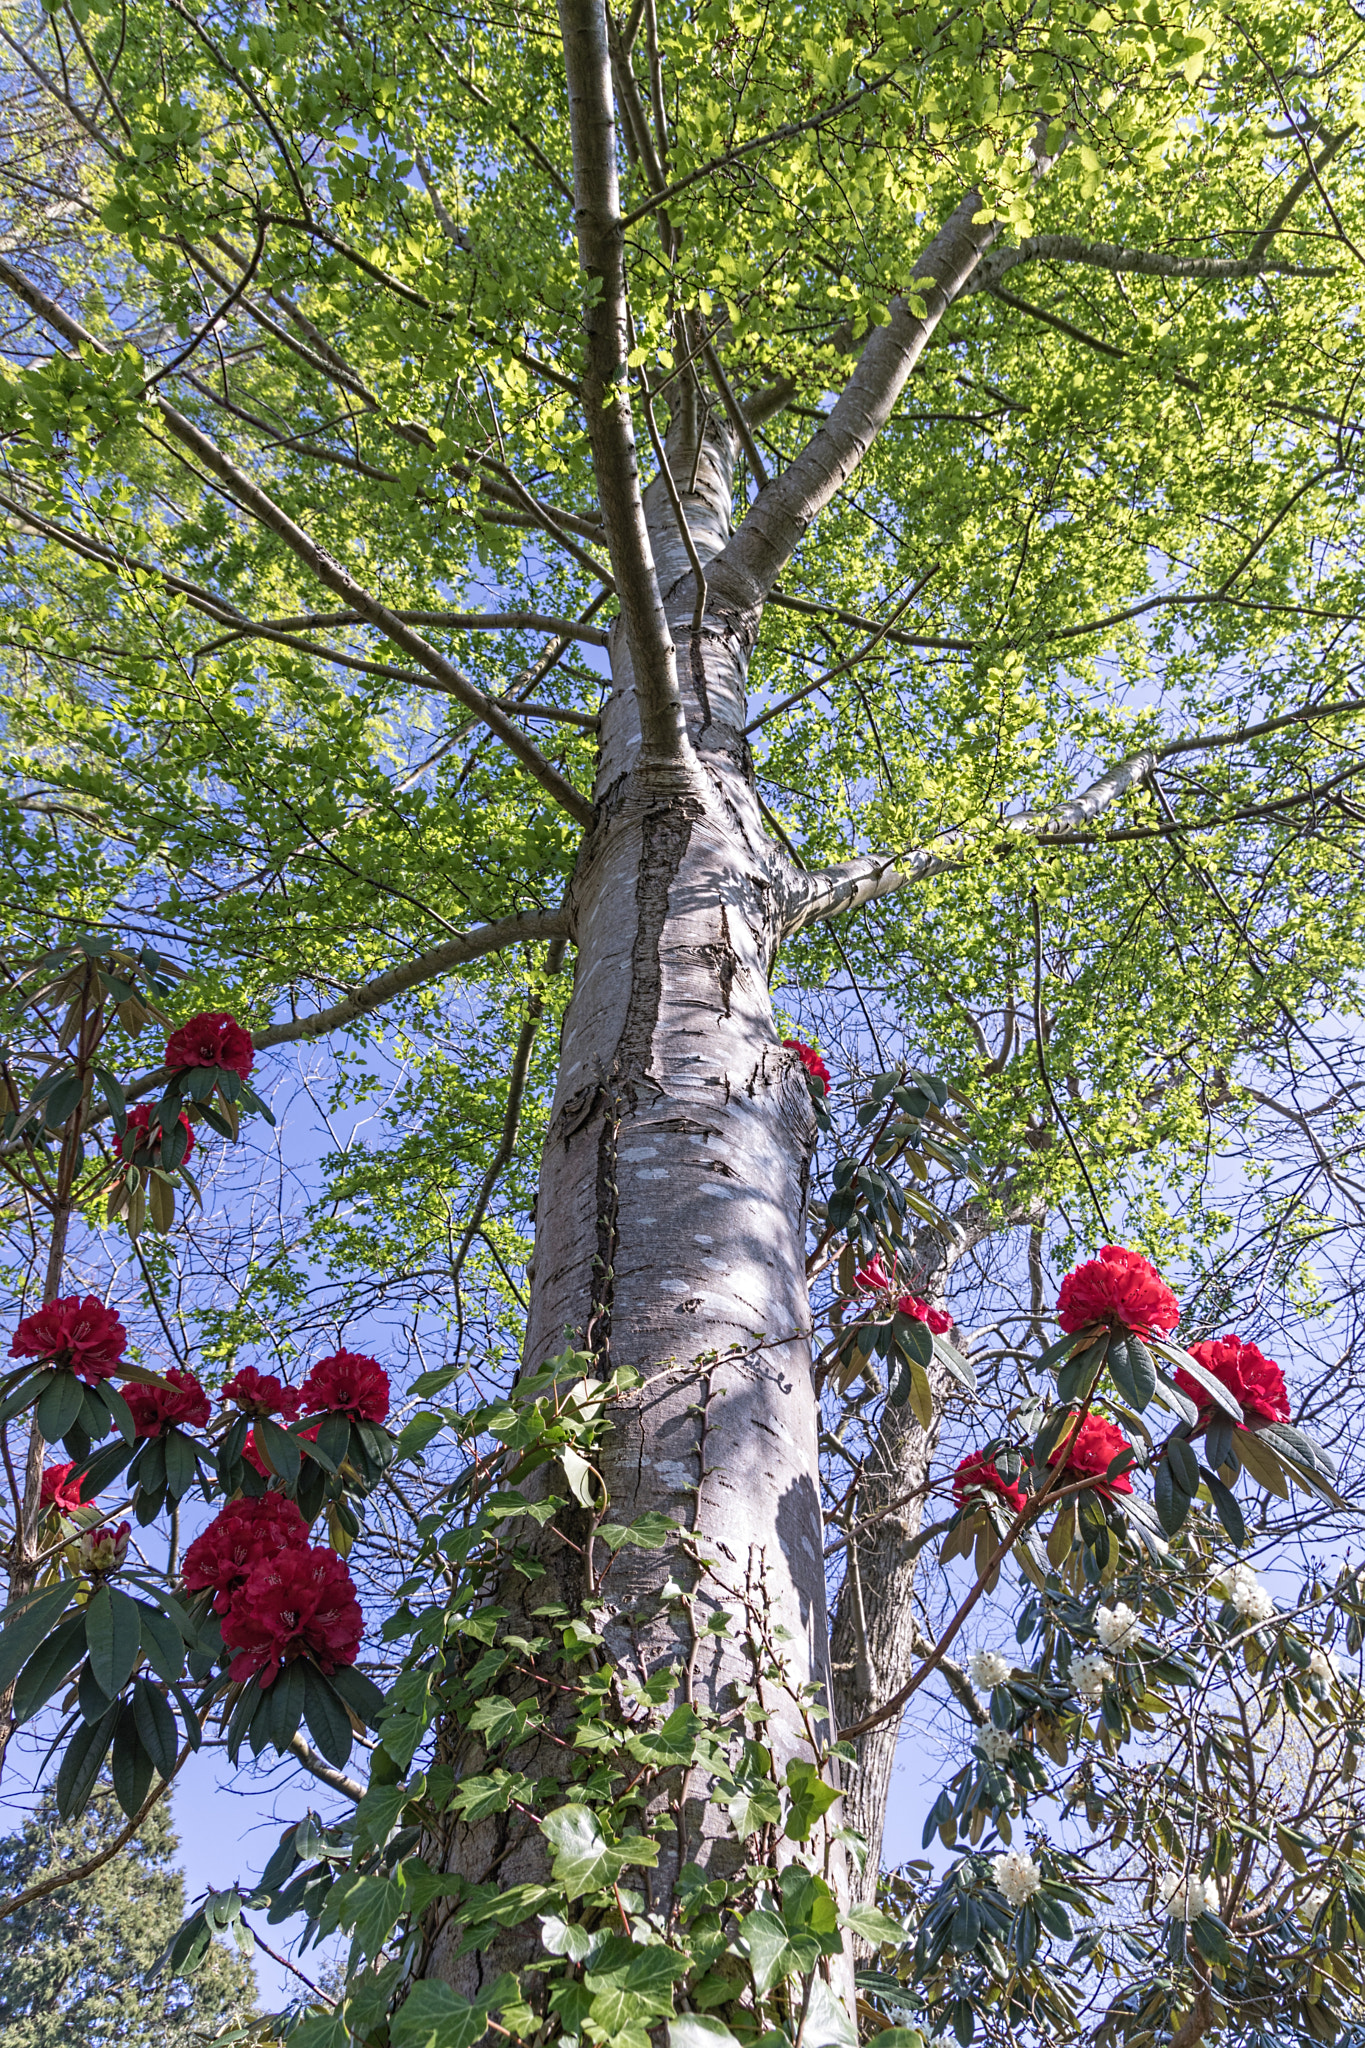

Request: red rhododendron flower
left=898, top=1295, right=954, bottom=1336
left=164, top=1011, right=254, bottom=1082
left=299, top=1351, right=389, bottom=1424
left=222, top=1366, right=302, bottom=1422
left=182, top=1493, right=311, bottom=1613
left=114, top=1103, right=194, bottom=1164
left=953, top=1451, right=1027, bottom=1516
left=40, top=1461, right=96, bottom=1516
left=854, top=1254, right=893, bottom=1293
left=1048, top=1413, right=1135, bottom=1494
left=121, top=1364, right=211, bottom=1439
left=221, top=1543, right=364, bottom=1687
left=782, top=1038, right=831, bottom=1089
left=10, top=1295, right=127, bottom=1384
left=1174, top=1335, right=1291, bottom=1430
left=1056, top=1246, right=1180, bottom=1340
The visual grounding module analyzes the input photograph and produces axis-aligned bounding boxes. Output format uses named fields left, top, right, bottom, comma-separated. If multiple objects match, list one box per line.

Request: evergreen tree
left=0, top=1787, right=256, bottom=2048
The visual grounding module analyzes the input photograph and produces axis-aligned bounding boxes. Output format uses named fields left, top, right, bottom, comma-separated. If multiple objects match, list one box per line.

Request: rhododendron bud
left=953, top=1451, right=1026, bottom=1517
left=781, top=1038, right=830, bottom=1089
left=164, top=1011, right=254, bottom=1081
left=40, top=1461, right=95, bottom=1516
left=1174, top=1334, right=1290, bottom=1430
left=898, top=1294, right=953, bottom=1335
left=78, top=1521, right=130, bottom=1574
left=221, top=1542, right=364, bottom=1687
left=1056, top=1245, right=1179, bottom=1339
left=183, top=1493, right=311, bottom=1613
left=120, top=1364, right=210, bottom=1438
left=114, top=1103, right=194, bottom=1164
left=10, top=1295, right=127, bottom=1384
left=1047, top=1413, right=1134, bottom=1494
left=299, top=1351, right=389, bottom=1424
left=221, top=1366, right=303, bottom=1422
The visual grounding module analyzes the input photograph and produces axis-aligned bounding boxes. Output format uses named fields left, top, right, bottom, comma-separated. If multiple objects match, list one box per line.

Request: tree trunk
left=428, top=419, right=849, bottom=1986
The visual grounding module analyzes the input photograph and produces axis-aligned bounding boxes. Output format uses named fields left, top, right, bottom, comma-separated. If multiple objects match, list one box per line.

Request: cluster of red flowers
left=182, top=1493, right=310, bottom=1613
left=10, top=1295, right=128, bottom=1385
left=853, top=1256, right=953, bottom=1334
left=782, top=1038, right=831, bottom=1090
left=299, top=1351, right=389, bottom=1424
left=953, top=1451, right=1026, bottom=1516
left=122, top=1365, right=211, bottom=1439
left=1175, top=1335, right=1291, bottom=1429
left=220, top=1544, right=364, bottom=1688
left=114, top=1104, right=194, bottom=1164
left=221, top=1366, right=302, bottom=1422
left=1049, top=1413, right=1135, bottom=1494
left=164, top=1011, right=255, bottom=1082
left=1056, top=1245, right=1180, bottom=1340
left=40, top=1461, right=96, bottom=1516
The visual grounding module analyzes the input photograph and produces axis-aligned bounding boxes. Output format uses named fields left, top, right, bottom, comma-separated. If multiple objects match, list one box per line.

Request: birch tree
left=2, top=0, right=1365, bottom=2042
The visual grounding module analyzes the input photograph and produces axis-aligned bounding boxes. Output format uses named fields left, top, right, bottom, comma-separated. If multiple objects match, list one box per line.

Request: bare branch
left=963, top=234, right=1337, bottom=296
left=558, top=0, right=688, bottom=766
left=707, top=191, right=998, bottom=615
left=287, top=1731, right=365, bottom=1802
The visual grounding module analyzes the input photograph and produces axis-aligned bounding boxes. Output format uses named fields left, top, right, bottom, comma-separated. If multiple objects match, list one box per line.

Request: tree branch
left=288, top=1731, right=365, bottom=1801
left=0, top=254, right=597, bottom=829
left=557, top=0, right=688, bottom=766
left=963, top=234, right=1336, bottom=295
left=707, top=191, right=998, bottom=615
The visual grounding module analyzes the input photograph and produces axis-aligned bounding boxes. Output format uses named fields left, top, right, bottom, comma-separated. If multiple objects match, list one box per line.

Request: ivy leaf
left=539, top=1803, right=659, bottom=1900
left=669, top=2021, right=744, bottom=2048
left=784, top=1758, right=840, bottom=1841
left=390, top=1982, right=486, bottom=2048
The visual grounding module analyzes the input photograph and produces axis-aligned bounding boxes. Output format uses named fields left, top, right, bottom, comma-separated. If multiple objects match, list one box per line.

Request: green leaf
left=1206, top=1471, right=1247, bottom=1546
left=139, top=1601, right=187, bottom=1685
left=35, top=1370, right=85, bottom=1444
left=584, top=1937, right=688, bottom=2016
left=840, top=1902, right=906, bottom=1944
left=12, top=1609, right=87, bottom=1724
left=84, top=1584, right=143, bottom=1700
left=131, top=1675, right=180, bottom=1776
left=394, top=1410, right=445, bottom=1463
left=55, top=1703, right=119, bottom=1818
left=302, top=1663, right=354, bottom=1768
left=111, top=1702, right=156, bottom=1816
left=253, top=1414, right=301, bottom=1485
left=328, top=1661, right=387, bottom=1726
left=1166, top=1435, right=1201, bottom=1495
left=101, top=1383, right=137, bottom=1445
left=669, top=2020, right=744, bottom=2048
left=801, top=1975, right=859, bottom=2048
left=784, top=1758, right=840, bottom=1840
left=540, top=1803, right=659, bottom=1900
left=391, top=1983, right=486, bottom=2048
left=742, top=1909, right=807, bottom=1994
left=0, top=1582, right=77, bottom=1692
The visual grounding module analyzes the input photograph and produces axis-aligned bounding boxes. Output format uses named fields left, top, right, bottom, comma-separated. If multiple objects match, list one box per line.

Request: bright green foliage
left=0, top=1784, right=257, bottom=2046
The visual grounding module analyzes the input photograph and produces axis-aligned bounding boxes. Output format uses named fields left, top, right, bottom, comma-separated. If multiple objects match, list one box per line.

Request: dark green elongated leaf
left=35, top=1369, right=84, bottom=1443
left=111, top=1702, right=156, bottom=1816
left=84, top=1583, right=144, bottom=1699
left=139, top=1601, right=187, bottom=1685
left=892, top=1314, right=932, bottom=1368
left=1258, top=1420, right=1340, bottom=1480
left=1205, top=1471, right=1247, bottom=1546
left=329, top=1663, right=387, bottom=1727
left=1126, top=1335, right=1158, bottom=1410
left=310, top=1412, right=352, bottom=1471
left=0, top=1372, right=50, bottom=1425
left=93, top=1063, right=127, bottom=1129
left=101, top=1382, right=137, bottom=1445
left=254, top=1414, right=301, bottom=1485
left=163, top=1427, right=198, bottom=1500
left=1165, top=1435, right=1201, bottom=1496
left=43, top=1072, right=85, bottom=1129
left=226, top=1679, right=266, bottom=1763
left=1154, top=1344, right=1243, bottom=1422
left=1156, top=1374, right=1201, bottom=1427
left=1014, top=1903, right=1038, bottom=1964
left=78, top=1661, right=114, bottom=1726
left=13, top=1610, right=87, bottom=1724
left=1035, top=1891, right=1073, bottom=1940
left=132, top=1675, right=180, bottom=1776
left=1153, top=1457, right=1193, bottom=1537
left=55, top=1703, right=119, bottom=1818
left=0, top=1581, right=77, bottom=1691
left=302, top=1662, right=354, bottom=1767
left=1036, top=1331, right=1081, bottom=1372
left=262, top=1657, right=307, bottom=1754
left=67, top=1435, right=135, bottom=1499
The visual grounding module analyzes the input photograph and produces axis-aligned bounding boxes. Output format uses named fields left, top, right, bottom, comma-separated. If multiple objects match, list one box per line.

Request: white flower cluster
left=993, top=1848, right=1043, bottom=1908
left=1072, top=1650, right=1114, bottom=1699
left=1158, top=1869, right=1212, bottom=1922
left=974, top=1726, right=1016, bottom=1764
left=968, top=1647, right=1012, bottom=1692
left=1220, top=1561, right=1275, bottom=1623
left=1310, top=1646, right=1338, bottom=1686
left=1096, top=1601, right=1141, bottom=1652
